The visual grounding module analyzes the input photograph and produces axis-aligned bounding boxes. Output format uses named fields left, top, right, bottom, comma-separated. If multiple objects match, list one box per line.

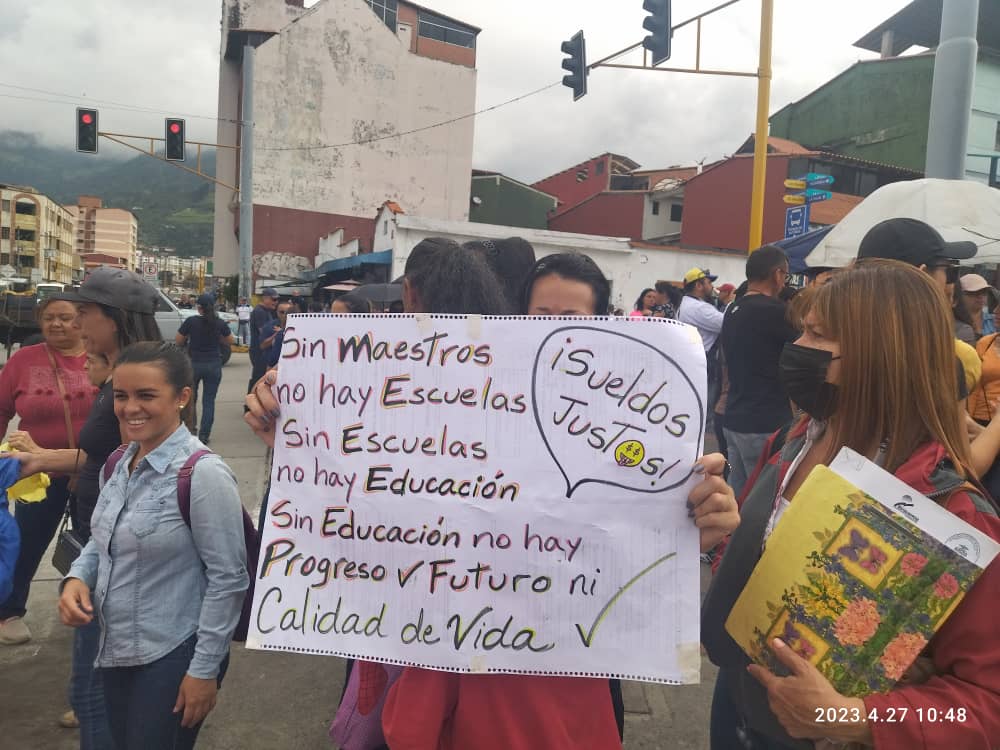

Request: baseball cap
left=857, top=218, right=977, bottom=267
left=683, top=267, right=718, bottom=285
left=261, top=287, right=279, bottom=298
left=59, top=266, right=160, bottom=314
left=960, top=273, right=992, bottom=293
left=718, top=283, right=735, bottom=294
left=196, top=293, right=216, bottom=308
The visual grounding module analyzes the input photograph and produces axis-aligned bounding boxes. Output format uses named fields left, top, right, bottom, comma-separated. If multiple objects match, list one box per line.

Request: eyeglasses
left=931, top=265, right=960, bottom=285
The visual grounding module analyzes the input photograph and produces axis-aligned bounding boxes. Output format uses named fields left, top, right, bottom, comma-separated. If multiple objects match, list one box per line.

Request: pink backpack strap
left=176, top=450, right=213, bottom=527
left=102, top=445, right=129, bottom=484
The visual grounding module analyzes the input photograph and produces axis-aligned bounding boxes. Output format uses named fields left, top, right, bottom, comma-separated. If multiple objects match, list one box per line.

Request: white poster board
left=246, top=314, right=707, bottom=684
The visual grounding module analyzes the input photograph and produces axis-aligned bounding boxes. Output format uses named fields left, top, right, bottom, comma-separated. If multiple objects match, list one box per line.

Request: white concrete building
left=373, top=204, right=748, bottom=312
left=213, top=0, right=479, bottom=281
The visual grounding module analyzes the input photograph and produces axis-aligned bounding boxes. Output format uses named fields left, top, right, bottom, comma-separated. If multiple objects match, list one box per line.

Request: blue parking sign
left=784, top=205, right=810, bottom=239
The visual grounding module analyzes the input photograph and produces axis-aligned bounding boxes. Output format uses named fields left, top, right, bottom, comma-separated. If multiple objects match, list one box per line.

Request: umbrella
left=806, top=178, right=1000, bottom=268
left=354, top=283, right=402, bottom=306
left=773, top=226, right=834, bottom=274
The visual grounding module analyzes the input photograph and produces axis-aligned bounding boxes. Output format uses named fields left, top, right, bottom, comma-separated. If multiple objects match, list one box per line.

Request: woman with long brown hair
left=702, top=259, right=1000, bottom=749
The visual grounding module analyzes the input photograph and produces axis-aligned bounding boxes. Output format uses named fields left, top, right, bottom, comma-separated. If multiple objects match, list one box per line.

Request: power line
left=256, top=80, right=563, bottom=152
left=0, top=82, right=242, bottom=124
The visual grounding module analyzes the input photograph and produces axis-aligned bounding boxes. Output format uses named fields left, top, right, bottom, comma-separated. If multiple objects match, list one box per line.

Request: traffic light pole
left=589, top=0, right=774, bottom=252
left=97, top=133, right=239, bottom=191
left=239, top=45, right=255, bottom=302
left=747, top=0, right=773, bottom=252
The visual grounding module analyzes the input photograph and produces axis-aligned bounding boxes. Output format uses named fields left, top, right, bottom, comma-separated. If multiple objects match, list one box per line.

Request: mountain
left=0, top=131, right=217, bottom=257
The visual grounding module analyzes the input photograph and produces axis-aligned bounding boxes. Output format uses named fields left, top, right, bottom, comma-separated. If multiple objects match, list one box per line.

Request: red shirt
left=382, top=669, right=622, bottom=750
left=0, top=344, right=95, bottom=450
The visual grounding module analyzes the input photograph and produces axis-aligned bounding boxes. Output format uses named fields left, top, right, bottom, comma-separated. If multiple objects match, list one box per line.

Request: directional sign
left=784, top=205, right=810, bottom=239
left=784, top=173, right=835, bottom=191
left=783, top=189, right=833, bottom=206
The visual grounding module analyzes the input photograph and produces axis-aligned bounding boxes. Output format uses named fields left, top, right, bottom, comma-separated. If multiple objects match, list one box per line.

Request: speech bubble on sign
left=531, top=324, right=705, bottom=498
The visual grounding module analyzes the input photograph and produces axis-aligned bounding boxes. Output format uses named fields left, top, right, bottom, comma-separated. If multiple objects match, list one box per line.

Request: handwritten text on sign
left=246, top=316, right=706, bottom=684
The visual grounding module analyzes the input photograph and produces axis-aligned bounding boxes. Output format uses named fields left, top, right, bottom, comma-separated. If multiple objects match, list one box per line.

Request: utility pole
left=239, top=45, right=255, bottom=301
left=747, top=0, right=774, bottom=252
left=925, top=0, right=979, bottom=179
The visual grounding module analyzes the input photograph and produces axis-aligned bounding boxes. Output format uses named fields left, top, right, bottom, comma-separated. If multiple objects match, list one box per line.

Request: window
left=576, top=168, right=589, bottom=182
left=596, top=161, right=605, bottom=175
left=651, top=201, right=660, bottom=216
left=1, top=200, right=8, bottom=211
left=14, top=228, right=35, bottom=242
left=14, top=202, right=36, bottom=216
left=417, top=10, right=476, bottom=49
left=995, top=121, right=1000, bottom=152
left=364, top=0, right=397, bottom=31
left=670, top=203, right=683, bottom=222
left=0, top=227, right=7, bottom=239
left=383, top=220, right=388, bottom=235
left=0, top=254, right=7, bottom=265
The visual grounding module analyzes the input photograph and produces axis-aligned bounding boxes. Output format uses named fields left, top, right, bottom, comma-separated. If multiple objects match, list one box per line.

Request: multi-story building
left=213, top=0, right=480, bottom=287
left=0, top=183, right=79, bottom=284
left=770, top=0, right=1000, bottom=185
left=66, top=196, right=139, bottom=272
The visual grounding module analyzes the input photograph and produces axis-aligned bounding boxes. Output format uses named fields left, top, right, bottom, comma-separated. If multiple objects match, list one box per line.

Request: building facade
left=771, top=1, right=1000, bottom=185
left=0, top=184, right=79, bottom=284
left=66, top=196, right=139, bottom=271
left=469, top=171, right=557, bottom=230
left=213, top=0, right=479, bottom=283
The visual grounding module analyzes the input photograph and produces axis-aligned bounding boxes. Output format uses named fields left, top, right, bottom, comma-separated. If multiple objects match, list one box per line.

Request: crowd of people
left=0, top=218, right=998, bottom=750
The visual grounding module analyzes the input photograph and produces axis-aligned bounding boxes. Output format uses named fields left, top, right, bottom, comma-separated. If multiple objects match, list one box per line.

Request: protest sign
left=246, top=315, right=707, bottom=684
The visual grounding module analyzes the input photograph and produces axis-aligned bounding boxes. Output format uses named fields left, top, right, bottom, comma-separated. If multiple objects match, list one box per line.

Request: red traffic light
left=81, top=113, right=93, bottom=125
left=169, top=122, right=181, bottom=134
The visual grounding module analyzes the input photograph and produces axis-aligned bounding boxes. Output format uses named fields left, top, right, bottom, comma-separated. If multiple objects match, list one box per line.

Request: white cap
left=960, top=273, right=991, bottom=293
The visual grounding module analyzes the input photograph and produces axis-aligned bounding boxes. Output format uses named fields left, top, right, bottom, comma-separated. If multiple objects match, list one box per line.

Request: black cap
left=59, top=267, right=160, bottom=314
left=858, top=218, right=977, bottom=267
left=196, top=293, right=215, bottom=309
left=261, top=287, right=279, bottom=298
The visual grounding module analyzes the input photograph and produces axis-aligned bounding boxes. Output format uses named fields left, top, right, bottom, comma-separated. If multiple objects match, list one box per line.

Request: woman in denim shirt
left=59, top=342, right=248, bottom=750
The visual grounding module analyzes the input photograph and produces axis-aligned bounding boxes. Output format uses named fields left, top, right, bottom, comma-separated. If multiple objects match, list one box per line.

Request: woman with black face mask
left=701, top=259, right=1000, bottom=750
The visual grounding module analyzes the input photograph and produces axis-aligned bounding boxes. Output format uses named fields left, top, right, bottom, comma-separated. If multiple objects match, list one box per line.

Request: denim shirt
left=67, top=424, right=248, bottom=679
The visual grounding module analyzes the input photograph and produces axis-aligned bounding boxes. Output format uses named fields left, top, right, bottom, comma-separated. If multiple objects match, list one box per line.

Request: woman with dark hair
left=631, top=288, right=658, bottom=318
left=521, top=252, right=611, bottom=317
left=330, top=293, right=373, bottom=315
left=60, top=342, right=247, bottom=750
left=0, top=296, right=93, bottom=647
left=951, top=276, right=978, bottom=345
left=176, top=293, right=233, bottom=445
left=464, top=237, right=537, bottom=313
left=11, top=266, right=162, bottom=749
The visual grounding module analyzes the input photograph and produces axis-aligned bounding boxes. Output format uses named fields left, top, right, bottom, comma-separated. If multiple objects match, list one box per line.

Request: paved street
left=1, top=354, right=718, bottom=749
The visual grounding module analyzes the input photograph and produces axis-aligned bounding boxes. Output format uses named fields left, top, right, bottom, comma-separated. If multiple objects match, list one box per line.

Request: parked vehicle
left=156, top=290, right=234, bottom=365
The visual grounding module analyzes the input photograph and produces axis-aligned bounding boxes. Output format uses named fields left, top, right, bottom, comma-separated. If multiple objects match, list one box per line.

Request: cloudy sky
left=0, top=0, right=917, bottom=183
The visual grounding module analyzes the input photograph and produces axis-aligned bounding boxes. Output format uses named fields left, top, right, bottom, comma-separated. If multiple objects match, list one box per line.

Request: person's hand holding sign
left=688, top=453, right=739, bottom=552
left=245, top=369, right=279, bottom=447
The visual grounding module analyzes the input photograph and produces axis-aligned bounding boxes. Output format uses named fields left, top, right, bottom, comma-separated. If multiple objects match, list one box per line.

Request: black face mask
left=779, top=343, right=841, bottom=420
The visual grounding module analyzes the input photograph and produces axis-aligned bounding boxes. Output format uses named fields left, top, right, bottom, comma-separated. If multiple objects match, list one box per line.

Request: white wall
left=254, top=1, right=474, bottom=211
left=389, top=215, right=747, bottom=313
left=641, top=192, right=684, bottom=241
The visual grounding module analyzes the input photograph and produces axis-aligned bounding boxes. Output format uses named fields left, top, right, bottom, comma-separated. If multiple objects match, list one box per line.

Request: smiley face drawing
left=614, top=440, right=645, bottom=467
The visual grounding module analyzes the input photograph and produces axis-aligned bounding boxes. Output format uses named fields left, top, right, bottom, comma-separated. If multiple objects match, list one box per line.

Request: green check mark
left=574, top=552, right=678, bottom=647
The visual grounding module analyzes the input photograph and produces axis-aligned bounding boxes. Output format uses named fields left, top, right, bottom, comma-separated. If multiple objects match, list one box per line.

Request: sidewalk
left=1, top=355, right=718, bottom=749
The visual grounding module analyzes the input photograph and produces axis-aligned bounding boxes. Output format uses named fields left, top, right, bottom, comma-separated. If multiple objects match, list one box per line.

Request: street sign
left=784, top=205, right=810, bottom=239
left=142, top=261, right=158, bottom=284
left=784, top=173, right=835, bottom=190
left=783, top=189, right=833, bottom=206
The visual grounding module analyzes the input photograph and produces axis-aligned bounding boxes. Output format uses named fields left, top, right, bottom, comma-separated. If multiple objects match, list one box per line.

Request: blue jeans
left=236, top=321, right=250, bottom=346
left=101, top=634, right=229, bottom=750
left=723, top=429, right=773, bottom=500
left=71, top=617, right=114, bottom=750
left=191, top=360, right=223, bottom=441
left=0, top=476, right=70, bottom=618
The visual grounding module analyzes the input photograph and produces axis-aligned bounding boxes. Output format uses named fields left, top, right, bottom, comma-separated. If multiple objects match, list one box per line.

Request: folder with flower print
left=725, top=448, right=999, bottom=697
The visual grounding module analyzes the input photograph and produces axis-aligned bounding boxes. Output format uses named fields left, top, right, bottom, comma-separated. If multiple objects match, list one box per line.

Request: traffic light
left=165, top=118, right=185, bottom=161
left=76, top=108, right=98, bottom=154
left=561, top=31, right=588, bottom=101
left=642, top=0, right=672, bottom=66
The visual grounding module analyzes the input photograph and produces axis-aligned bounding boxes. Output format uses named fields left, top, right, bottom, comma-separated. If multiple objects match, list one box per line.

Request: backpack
left=104, top=446, right=258, bottom=642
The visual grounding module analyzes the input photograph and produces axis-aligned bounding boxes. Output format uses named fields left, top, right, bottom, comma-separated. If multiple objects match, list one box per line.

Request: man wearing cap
left=679, top=268, right=724, bottom=352
left=248, top=288, right=279, bottom=397
left=961, top=273, right=996, bottom=338
left=236, top=297, right=252, bottom=346
left=858, top=218, right=981, bottom=396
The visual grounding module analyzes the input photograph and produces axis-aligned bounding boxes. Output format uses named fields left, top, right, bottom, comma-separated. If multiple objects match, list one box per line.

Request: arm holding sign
left=689, top=454, right=740, bottom=553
